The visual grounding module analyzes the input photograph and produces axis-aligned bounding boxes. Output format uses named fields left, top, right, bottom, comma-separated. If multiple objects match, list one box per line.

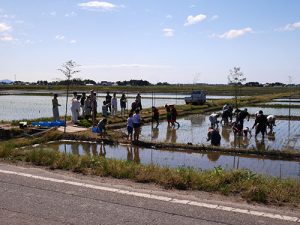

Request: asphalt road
left=0, top=163, right=299, bottom=225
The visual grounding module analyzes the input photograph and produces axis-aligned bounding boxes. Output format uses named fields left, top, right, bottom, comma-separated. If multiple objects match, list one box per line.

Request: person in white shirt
left=111, top=93, right=118, bottom=117
left=267, top=114, right=276, bottom=132
left=209, top=113, right=220, bottom=128
left=70, top=92, right=80, bottom=124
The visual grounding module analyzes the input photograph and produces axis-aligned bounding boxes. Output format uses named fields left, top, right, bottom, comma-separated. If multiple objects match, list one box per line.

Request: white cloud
left=0, top=14, right=15, bottom=19
left=163, top=28, right=174, bottom=37
left=281, top=21, right=300, bottom=31
left=0, top=23, right=11, bottom=32
left=218, top=27, right=252, bottom=39
left=55, top=35, right=65, bottom=40
left=166, top=14, right=172, bottom=19
left=70, top=39, right=77, bottom=44
left=78, top=1, right=116, bottom=11
left=65, top=12, right=77, bottom=17
left=0, top=34, right=13, bottom=41
left=211, top=15, right=219, bottom=21
left=184, top=14, right=207, bottom=26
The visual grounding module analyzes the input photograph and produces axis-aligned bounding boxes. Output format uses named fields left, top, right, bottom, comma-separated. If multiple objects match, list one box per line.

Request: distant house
left=99, top=81, right=114, bottom=86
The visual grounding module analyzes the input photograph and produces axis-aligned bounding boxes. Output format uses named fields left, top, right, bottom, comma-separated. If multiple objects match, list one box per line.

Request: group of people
left=102, top=92, right=129, bottom=117
left=70, top=91, right=97, bottom=124
left=207, top=104, right=277, bottom=146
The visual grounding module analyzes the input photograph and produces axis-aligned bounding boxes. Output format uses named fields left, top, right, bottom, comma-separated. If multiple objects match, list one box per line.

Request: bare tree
left=228, top=67, right=246, bottom=108
left=58, top=60, right=80, bottom=132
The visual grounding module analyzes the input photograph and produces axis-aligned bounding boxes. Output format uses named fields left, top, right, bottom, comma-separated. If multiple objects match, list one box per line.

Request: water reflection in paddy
left=258, top=102, right=300, bottom=106
left=34, top=141, right=300, bottom=179
left=0, top=94, right=231, bottom=121
left=246, top=107, right=300, bottom=117
left=138, top=114, right=300, bottom=151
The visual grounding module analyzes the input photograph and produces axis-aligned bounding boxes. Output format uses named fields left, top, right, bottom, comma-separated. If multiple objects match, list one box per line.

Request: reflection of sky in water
left=246, top=107, right=300, bottom=116
left=33, top=142, right=300, bottom=179
left=273, top=98, right=300, bottom=102
left=257, top=102, right=300, bottom=105
left=137, top=114, right=300, bottom=151
left=0, top=94, right=232, bottom=121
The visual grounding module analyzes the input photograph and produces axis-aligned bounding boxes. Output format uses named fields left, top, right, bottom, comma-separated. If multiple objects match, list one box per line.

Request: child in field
left=97, top=118, right=107, bottom=138
left=102, top=101, right=109, bottom=117
left=127, top=112, right=134, bottom=141
left=132, top=110, right=141, bottom=141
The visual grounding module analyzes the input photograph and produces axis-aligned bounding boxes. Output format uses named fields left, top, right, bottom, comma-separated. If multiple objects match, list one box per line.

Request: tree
left=228, top=67, right=246, bottom=108
left=58, top=60, right=80, bottom=132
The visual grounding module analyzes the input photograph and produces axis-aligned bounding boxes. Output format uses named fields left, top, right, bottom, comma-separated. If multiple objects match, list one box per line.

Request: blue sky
left=0, top=0, right=299, bottom=84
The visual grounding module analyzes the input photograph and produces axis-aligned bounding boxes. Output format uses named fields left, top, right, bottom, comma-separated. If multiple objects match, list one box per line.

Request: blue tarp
left=32, top=120, right=66, bottom=127
left=92, top=127, right=99, bottom=133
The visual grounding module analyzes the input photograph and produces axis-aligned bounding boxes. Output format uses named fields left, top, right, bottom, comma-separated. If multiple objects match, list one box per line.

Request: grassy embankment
left=1, top=84, right=297, bottom=96
left=0, top=130, right=299, bottom=206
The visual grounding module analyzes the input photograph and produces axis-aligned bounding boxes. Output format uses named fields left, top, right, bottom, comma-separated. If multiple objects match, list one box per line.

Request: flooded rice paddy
left=0, top=94, right=232, bottom=121
left=246, top=106, right=300, bottom=117
left=258, top=101, right=300, bottom=106
left=137, top=114, right=300, bottom=151
left=29, top=141, right=300, bottom=179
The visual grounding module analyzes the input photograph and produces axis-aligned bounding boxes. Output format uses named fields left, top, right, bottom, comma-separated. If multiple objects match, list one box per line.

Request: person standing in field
left=105, top=92, right=112, bottom=113
left=111, top=93, right=118, bottom=117
left=70, top=92, right=80, bottom=124
left=127, top=112, right=134, bottom=141
left=84, top=95, right=92, bottom=119
left=152, top=106, right=160, bottom=128
left=120, top=93, right=127, bottom=117
left=102, top=101, right=109, bottom=117
left=80, top=92, right=86, bottom=117
left=252, top=110, right=269, bottom=139
left=132, top=109, right=141, bottom=141
left=170, top=105, right=179, bottom=128
left=136, top=93, right=142, bottom=110
left=52, top=93, right=61, bottom=121
left=165, top=104, right=171, bottom=126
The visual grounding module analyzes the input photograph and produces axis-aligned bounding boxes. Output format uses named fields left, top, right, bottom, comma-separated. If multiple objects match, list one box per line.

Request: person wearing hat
left=52, top=93, right=61, bottom=121
left=209, top=112, right=220, bottom=128
left=267, top=114, right=276, bottom=132
left=252, top=110, right=269, bottom=139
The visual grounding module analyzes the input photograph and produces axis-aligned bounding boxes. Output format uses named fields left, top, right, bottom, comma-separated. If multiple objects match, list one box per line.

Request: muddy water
left=0, top=94, right=230, bottom=121
left=137, top=115, right=300, bottom=151
left=30, top=141, right=300, bottom=179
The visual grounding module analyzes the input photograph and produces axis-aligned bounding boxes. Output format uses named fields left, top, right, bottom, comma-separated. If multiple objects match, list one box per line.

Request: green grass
left=0, top=133, right=300, bottom=206
left=23, top=148, right=300, bottom=205
left=1, top=84, right=297, bottom=96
